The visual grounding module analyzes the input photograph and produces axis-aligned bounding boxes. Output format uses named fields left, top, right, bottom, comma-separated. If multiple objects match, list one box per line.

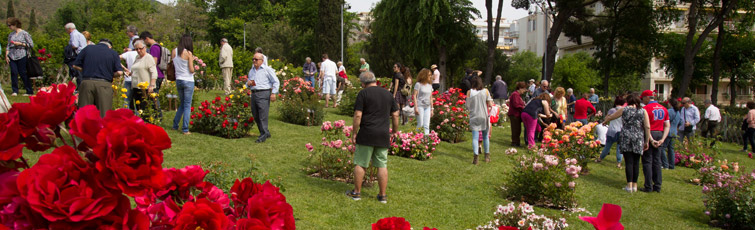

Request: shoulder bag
left=25, top=37, right=44, bottom=80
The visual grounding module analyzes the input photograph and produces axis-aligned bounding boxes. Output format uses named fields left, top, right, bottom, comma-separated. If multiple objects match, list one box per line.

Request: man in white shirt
left=702, top=99, right=721, bottom=140
left=319, top=53, right=338, bottom=108
left=120, top=49, right=139, bottom=110
left=431, top=64, right=440, bottom=91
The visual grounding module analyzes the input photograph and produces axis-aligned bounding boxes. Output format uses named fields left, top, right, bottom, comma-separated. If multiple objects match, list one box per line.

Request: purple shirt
left=149, top=45, right=165, bottom=79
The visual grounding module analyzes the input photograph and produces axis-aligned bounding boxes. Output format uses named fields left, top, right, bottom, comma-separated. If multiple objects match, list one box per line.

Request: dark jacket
left=491, top=80, right=508, bottom=99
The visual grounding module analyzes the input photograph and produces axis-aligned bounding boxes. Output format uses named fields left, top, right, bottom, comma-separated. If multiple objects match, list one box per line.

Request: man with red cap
left=640, top=90, right=669, bottom=193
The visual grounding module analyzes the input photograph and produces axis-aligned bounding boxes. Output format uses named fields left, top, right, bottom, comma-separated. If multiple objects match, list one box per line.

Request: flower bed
left=372, top=217, right=436, bottom=230
left=675, top=138, right=717, bottom=169
left=0, top=82, right=295, bottom=229
left=190, top=76, right=255, bottom=138
left=502, top=150, right=583, bottom=209
left=430, top=88, right=469, bottom=143
left=390, top=131, right=441, bottom=160
left=541, top=121, right=602, bottom=173
left=475, top=202, right=570, bottom=230
left=337, top=79, right=362, bottom=117
left=693, top=160, right=741, bottom=185
left=702, top=168, right=755, bottom=229
left=304, top=120, right=359, bottom=182
left=279, top=77, right=324, bottom=126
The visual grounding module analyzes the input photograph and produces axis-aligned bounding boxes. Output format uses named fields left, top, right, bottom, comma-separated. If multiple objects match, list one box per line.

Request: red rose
left=91, top=110, right=170, bottom=196
left=196, top=182, right=231, bottom=211
left=372, top=217, right=411, bottom=230
left=0, top=171, right=19, bottom=205
left=230, top=178, right=263, bottom=214
left=244, top=182, right=295, bottom=230
left=0, top=196, right=49, bottom=229
left=423, top=228, right=438, bottom=230
left=15, top=82, right=76, bottom=130
left=498, top=227, right=519, bottom=230
left=0, top=110, right=23, bottom=161
left=68, top=105, right=105, bottom=150
left=158, top=165, right=209, bottom=200
left=16, top=146, right=129, bottom=223
left=174, top=198, right=230, bottom=230
left=120, top=209, right=150, bottom=230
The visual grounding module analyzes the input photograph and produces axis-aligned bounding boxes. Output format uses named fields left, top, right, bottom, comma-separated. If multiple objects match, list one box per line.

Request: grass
left=5, top=85, right=752, bottom=229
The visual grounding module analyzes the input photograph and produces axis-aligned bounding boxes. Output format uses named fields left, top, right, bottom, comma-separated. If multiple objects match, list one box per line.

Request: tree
left=6, top=0, right=14, bottom=18
left=709, top=0, right=755, bottom=104
left=484, top=0, right=504, bottom=85
left=551, top=52, right=600, bottom=94
left=317, top=0, right=342, bottom=61
left=720, top=33, right=755, bottom=105
left=512, top=0, right=599, bottom=82
left=370, top=0, right=480, bottom=89
left=657, top=33, right=713, bottom=97
left=28, top=8, right=37, bottom=32
left=506, top=51, right=541, bottom=89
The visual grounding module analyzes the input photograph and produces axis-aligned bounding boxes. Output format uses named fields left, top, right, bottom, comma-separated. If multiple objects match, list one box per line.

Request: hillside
left=0, top=0, right=165, bottom=29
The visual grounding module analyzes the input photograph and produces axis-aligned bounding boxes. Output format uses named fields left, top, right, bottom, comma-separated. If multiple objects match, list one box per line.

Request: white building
left=472, top=18, right=519, bottom=56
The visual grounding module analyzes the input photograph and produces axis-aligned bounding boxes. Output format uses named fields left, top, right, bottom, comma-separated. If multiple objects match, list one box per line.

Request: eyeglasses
left=253, top=58, right=260, bottom=61
left=136, top=47, right=146, bottom=50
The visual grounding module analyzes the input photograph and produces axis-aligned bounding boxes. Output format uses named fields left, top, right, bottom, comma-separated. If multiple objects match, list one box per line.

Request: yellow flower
left=137, top=82, right=149, bottom=90
left=160, top=42, right=164, bottom=46
left=150, top=93, right=158, bottom=98
left=121, top=94, right=127, bottom=98
left=135, top=100, right=141, bottom=105
left=112, top=85, right=118, bottom=90
left=121, top=88, right=128, bottom=93
left=229, top=94, right=234, bottom=99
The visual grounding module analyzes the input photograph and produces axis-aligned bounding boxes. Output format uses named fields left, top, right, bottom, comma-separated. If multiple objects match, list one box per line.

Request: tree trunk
left=543, top=9, right=572, bottom=82
left=603, top=23, right=618, bottom=95
left=730, top=76, right=737, bottom=106
left=484, top=0, right=504, bottom=85
left=711, top=22, right=725, bottom=105
left=438, top=45, right=448, bottom=91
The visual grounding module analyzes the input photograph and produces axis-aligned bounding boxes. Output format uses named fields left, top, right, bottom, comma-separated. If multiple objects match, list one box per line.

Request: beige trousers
left=222, top=67, right=233, bottom=94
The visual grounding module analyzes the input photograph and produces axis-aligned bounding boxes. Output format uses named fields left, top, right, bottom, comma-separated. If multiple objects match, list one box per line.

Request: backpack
left=155, top=44, right=171, bottom=72
left=63, top=44, right=77, bottom=64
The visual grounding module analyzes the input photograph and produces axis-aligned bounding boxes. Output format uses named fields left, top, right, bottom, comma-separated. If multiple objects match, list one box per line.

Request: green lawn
left=5, top=86, right=751, bottom=229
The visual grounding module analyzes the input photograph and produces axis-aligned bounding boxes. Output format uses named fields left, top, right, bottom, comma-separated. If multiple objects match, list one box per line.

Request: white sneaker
left=11, top=93, right=17, bottom=96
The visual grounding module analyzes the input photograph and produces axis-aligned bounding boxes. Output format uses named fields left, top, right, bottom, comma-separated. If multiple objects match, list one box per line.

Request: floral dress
left=619, top=107, right=645, bottom=155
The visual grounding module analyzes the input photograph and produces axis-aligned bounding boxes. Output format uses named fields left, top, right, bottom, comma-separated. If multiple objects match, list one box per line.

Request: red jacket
left=574, top=98, right=596, bottom=119
left=508, top=91, right=525, bottom=117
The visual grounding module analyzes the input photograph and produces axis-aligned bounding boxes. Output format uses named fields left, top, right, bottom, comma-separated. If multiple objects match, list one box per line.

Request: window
left=655, top=84, right=664, bottom=96
left=696, top=85, right=707, bottom=94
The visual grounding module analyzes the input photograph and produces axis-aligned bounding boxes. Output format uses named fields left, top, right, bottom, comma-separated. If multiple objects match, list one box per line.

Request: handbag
left=25, top=43, right=44, bottom=80
left=165, top=60, right=176, bottom=81
left=400, top=84, right=411, bottom=96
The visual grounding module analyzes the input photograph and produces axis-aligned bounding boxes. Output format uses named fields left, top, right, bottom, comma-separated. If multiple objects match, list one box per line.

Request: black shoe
left=255, top=137, right=266, bottom=143
left=345, top=190, right=361, bottom=201
left=376, top=194, right=387, bottom=204
left=638, top=188, right=653, bottom=193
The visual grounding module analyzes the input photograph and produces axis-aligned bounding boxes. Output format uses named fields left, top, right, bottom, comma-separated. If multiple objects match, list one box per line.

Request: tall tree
left=371, top=0, right=480, bottom=89
left=720, top=33, right=755, bottom=106
left=552, top=52, right=600, bottom=94
left=664, top=0, right=739, bottom=97
left=710, top=22, right=725, bottom=104
left=484, top=0, right=504, bottom=85
left=512, top=0, right=599, bottom=82
left=317, top=0, right=342, bottom=61
left=6, top=0, right=15, bottom=18
left=28, top=8, right=38, bottom=32
left=506, top=51, right=542, bottom=88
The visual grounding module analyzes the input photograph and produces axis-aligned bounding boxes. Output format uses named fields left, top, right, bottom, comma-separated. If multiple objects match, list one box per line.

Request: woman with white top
left=466, top=75, right=494, bottom=165
left=413, top=68, right=434, bottom=135
left=172, top=34, right=195, bottom=135
left=599, top=96, right=625, bottom=168
left=128, top=40, right=157, bottom=111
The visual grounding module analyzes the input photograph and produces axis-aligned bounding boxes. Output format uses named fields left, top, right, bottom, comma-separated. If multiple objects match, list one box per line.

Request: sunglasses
left=253, top=58, right=261, bottom=61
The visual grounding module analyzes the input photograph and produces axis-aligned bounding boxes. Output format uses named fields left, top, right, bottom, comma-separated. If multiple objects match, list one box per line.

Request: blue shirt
left=588, top=94, right=599, bottom=105
left=680, top=105, right=701, bottom=131
left=302, top=62, right=317, bottom=77
left=668, top=107, right=682, bottom=136
left=69, top=30, right=87, bottom=54
left=247, top=64, right=280, bottom=94
left=72, top=43, right=123, bottom=81
left=128, top=35, right=140, bottom=50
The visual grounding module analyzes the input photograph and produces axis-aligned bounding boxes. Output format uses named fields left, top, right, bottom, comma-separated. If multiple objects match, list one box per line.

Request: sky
left=155, top=0, right=531, bottom=22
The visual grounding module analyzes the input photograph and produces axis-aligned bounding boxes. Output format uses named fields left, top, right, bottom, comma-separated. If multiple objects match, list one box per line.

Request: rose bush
left=304, top=120, right=359, bottom=182
left=430, top=88, right=469, bottom=143
left=191, top=76, right=255, bottom=138
left=702, top=168, right=755, bottom=229
left=337, top=79, right=361, bottom=117
left=390, top=130, right=441, bottom=161
left=502, top=150, right=582, bottom=209
left=279, top=77, right=324, bottom=126
left=0, top=83, right=295, bottom=229
left=693, top=160, right=741, bottom=185
left=540, top=121, right=602, bottom=173
left=675, top=138, right=717, bottom=169
left=475, top=202, right=570, bottom=230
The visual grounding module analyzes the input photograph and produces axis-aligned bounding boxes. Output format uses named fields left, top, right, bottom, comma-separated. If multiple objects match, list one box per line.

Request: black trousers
left=509, top=115, right=522, bottom=146
left=642, top=131, right=664, bottom=191
left=743, top=127, right=755, bottom=151
left=624, top=152, right=641, bottom=183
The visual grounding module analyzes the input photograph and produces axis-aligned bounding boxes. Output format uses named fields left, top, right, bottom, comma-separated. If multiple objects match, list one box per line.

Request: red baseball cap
left=641, top=90, right=654, bottom=98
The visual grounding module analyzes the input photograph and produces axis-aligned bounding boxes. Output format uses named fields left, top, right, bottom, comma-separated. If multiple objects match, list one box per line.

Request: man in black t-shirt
left=346, top=71, right=399, bottom=204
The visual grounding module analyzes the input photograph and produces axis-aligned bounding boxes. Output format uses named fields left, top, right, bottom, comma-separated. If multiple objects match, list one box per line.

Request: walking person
left=319, top=54, right=338, bottom=108
left=413, top=69, right=434, bottom=135
left=599, top=96, right=625, bottom=168
left=662, top=99, right=682, bottom=169
left=127, top=40, right=157, bottom=112
left=639, top=90, right=669, bottom=193
left=120, top=47, right=138, bottom=110
left=72, top=39, right=123, bottom=117
left=466, top=76, right=494, bottom=164
left=679, top=97, right=700, bottom=143
left=6, top=17, right=34, bottom=96
left=246, top=52, right=280, bottom=143
left=603, top=94, right=651, bottom=193
left=359, top=58, right=369, bottom=73
left=172, top=35, right=196, bottom=135
left=491, top=75, right=508, bottom=106
left=66, top=23, right=87, bottom=88
left=219, top=38, right=234, bottom=94
left=742, top=101, right=755, bottom=152
left=702, top=99, right=721, bottom=142
left=431, top=64, right=440, bottom=91
left=508, top=82, right=527, bottom=147
left=521, top=93, right=553, bottom=149
left=391, top=63, right=408, bottom=124
left=346, top=71, right=399, bottom=204
left=302, top=57, right=317, bottom=86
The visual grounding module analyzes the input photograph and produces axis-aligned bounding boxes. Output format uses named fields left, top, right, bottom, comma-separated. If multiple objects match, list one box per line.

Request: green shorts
left=354, top=144, right=388, bottom=168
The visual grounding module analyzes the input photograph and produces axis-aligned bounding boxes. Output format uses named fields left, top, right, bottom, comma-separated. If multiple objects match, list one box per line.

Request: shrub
left=475, top=202, right=570, bottom=230
left=702, top=168, right=755, bottom=229
left=279, top=77, right=324, bottom=126
left=693, top=160, right=741, bottom=185
left=190, top=76, right=255, bottom=138
left=269, top=59, right=302, bottom=82
left=304, top=120, right=358, bottom=182
left=541, top=122, right=602, bottom=173
left=390, top=130, right=441, bottom=160
left=502, top=150, right=582, bottom=209
left=430, top=88, right=469, bottom=143
left=675, top=138, right=717, bottom=169
left=337, top=79, right=362, bottom=117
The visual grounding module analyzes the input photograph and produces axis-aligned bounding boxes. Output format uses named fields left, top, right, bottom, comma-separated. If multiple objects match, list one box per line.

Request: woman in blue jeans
left=172, top=34, right=195, bottom=134
left=662, top=99, right=682, bottom=169
left=599, top=96, right=625, bottom=168
left=5, top=17, right=34, bottom=96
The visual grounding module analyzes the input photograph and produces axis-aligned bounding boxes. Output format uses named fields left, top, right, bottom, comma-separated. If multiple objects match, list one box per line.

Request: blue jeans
left=472, top=129, right=490, bottom=155
left=661, top=135, right=676, bottom=169
left=416, top=106, right=431, bottom=135
left=124, top=81, right=133, bottom=110
left=576, top=118, right=588, bottom=125
left=10, top=57, right=32, bottom=94
left=304, top=76, right=315, bottom=87
left=173, top=80, right=194, bottom=133
left=600, top=133, right=622, bottom=163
